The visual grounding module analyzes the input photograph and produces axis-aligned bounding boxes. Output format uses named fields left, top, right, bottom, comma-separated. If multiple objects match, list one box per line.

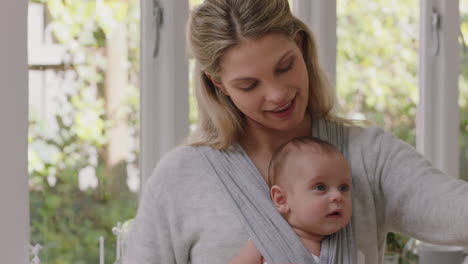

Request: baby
left=230, top=137, right=353, bottom=264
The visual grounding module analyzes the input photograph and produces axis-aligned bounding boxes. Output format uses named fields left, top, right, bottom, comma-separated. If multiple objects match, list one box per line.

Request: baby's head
left=268, top=137, right=352, bottom=238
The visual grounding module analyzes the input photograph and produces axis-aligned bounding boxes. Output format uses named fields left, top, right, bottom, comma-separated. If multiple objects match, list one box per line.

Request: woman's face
left=214, top=33, right=309, bottom=133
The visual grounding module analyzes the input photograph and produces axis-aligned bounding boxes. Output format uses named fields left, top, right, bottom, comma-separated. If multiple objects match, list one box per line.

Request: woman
left=124, top=0, right=468, bottom=263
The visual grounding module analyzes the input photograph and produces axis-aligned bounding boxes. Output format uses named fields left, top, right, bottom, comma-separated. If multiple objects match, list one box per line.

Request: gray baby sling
left=198, top=119, right=357, bottom=264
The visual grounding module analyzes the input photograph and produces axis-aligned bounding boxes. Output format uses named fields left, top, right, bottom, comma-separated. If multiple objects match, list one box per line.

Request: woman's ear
left=271, top=185, right=289, bottom=214
left=205, top=72, right=229, bottom=96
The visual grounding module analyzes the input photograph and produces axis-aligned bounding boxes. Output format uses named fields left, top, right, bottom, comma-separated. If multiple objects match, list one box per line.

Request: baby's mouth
left=326, top=210, right=342, bottom=218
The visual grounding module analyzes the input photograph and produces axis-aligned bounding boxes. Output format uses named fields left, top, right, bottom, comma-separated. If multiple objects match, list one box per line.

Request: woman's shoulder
left=156, top=145, right=203, bottom=169
left=144, top=145, right=210, bottom=190
left=346, top=123, right=414, bottom=160
left=347, top=123, right=389, bottom=144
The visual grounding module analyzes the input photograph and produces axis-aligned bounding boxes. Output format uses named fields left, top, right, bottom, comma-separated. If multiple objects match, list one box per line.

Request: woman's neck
left=239, top=114, right=312, bottom=155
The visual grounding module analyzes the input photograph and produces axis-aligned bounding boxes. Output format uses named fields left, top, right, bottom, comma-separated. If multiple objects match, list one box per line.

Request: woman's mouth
left=268, top=97, right=296, bottom=118
left=273, top=101, right=292, bottom=112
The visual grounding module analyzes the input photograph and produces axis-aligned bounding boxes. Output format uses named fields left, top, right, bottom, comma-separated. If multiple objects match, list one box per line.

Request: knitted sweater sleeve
left=356, top=125, right=468, bottom=245
left=123, top=146, right=196, bottom=264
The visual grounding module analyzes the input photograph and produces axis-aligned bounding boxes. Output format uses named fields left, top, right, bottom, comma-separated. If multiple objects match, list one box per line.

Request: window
left=189, top=0, right=203, bottom=128
left=28, top=0, right=140, bottom=262
left=460, top=0, right=468, bottom=182
left=336, top=1, right=419, bottom=261
left=337, top=0, right=419, bottom=146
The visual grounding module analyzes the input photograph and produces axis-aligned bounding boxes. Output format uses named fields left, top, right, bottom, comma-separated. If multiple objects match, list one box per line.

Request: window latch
left=431, top=7, right=441, bottom=56
left=153, top=0, right=164, bottom=58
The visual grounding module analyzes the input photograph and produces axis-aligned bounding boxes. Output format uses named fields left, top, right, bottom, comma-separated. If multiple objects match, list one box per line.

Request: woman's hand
left=229, top=239, right=264, bottom=264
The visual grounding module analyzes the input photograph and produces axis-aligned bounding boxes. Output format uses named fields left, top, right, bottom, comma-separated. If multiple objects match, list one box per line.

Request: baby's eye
left=313, top=184, right=327, bottom=191
left=339, top=184, right=350, bottom=192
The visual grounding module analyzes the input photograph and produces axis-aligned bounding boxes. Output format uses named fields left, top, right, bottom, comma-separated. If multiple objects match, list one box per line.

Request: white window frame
left=293, top=0, right=337, bottom=87
left=0, top=0, right=29, bottom=263
left=417, top=0, right=460, bottom=177
left=140, top=0, right=189, bottom=187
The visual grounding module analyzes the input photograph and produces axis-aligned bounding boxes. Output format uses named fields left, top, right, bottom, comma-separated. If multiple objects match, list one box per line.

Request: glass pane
left=336, top=0, right=419, bottom=262
left=460, top=1, right=468, bottom=182
left=189, top=0, right=204, bottom=9
left=188, top=1, right=200, bottom=129
left=337, top=0, right=419, bottom=146
left=28, top=1, right=140, bottom=263
left=189, top=0, right=293, bottom=10
left=288, top=0, right=294, bottom=11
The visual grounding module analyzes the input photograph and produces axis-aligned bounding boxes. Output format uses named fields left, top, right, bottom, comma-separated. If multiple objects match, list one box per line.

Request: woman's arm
left=123, top=146, right=249, bottom=264
left=357, top=126, right=468, bottom=245
left=123, top=148, right=194, bottom=264
left=123, top=170, right=179, bottom=263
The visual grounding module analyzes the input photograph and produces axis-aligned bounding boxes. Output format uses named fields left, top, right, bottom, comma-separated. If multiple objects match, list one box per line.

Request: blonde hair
left=186, top=0, right=337, bottom=149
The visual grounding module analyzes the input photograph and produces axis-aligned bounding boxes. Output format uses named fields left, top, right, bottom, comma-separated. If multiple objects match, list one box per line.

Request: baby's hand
left=229, top=239, right=263, bottom=264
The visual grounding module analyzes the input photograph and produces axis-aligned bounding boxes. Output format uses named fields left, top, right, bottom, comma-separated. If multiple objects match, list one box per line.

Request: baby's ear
left=271, top=185, right=289, bottom=214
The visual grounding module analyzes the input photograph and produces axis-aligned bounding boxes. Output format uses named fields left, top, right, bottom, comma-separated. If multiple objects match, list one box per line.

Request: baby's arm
left=229, top=239, right=264, bottom=264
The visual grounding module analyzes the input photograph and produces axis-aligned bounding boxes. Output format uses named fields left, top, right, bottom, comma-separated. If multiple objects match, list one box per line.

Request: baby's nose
left=330, top=189, right=344, bottom=203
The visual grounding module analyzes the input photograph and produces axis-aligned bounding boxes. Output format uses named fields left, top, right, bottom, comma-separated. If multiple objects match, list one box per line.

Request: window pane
left=189, top=0, right=294, bottom=10
left=189, top=0, right=204, bottom=9
left=336, top=0, right=419, bottom=262
left=28, top=1, right=140, bottom=262
left=460, top=1, right=468, bottom=182
left=188, top=1, right=200, bottom=128
left=337, top=0, right=419, bottom=146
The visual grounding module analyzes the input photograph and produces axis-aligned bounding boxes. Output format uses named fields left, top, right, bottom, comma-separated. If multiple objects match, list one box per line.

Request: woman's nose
left=264, top=81, right=289, bottom=103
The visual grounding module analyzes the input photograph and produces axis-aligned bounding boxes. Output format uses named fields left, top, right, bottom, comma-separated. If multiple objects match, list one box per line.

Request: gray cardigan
left=123, top=125, right=468, bottom=264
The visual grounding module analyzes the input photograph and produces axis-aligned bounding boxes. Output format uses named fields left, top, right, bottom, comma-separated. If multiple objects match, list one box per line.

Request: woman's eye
left=339, top=184, right=350, bottom=192
left=276, top=60, right=294, bottom=73
left=240, top=81, right=258, bottom=91
left=314, top=184, right=327, bottom=191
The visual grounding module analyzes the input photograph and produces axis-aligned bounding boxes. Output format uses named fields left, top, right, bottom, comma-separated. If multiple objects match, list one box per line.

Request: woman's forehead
left=219, top=33, right=296, bottom=81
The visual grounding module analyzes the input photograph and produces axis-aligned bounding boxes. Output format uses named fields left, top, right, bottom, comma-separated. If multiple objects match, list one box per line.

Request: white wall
left=0, top=0, right=29, bottom=263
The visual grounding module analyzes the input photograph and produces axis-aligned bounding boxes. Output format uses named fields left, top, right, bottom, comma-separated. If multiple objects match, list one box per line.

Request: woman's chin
left=244, top=110, right=308, bottom=133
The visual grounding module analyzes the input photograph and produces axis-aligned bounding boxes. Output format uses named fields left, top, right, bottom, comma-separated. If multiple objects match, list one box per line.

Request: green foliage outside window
left=29, top=0, right=140, bottom=263
left=459, top=3, right=468, bottom=183
left=337, top=0, right=418, bottom=146
left=337, top=1, right=418, bottom=263
left=338, top=1, right=467, bottom=263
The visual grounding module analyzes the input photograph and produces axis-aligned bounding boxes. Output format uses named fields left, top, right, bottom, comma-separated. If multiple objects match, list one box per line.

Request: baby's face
left=282, top=151, right=353, bottom=237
